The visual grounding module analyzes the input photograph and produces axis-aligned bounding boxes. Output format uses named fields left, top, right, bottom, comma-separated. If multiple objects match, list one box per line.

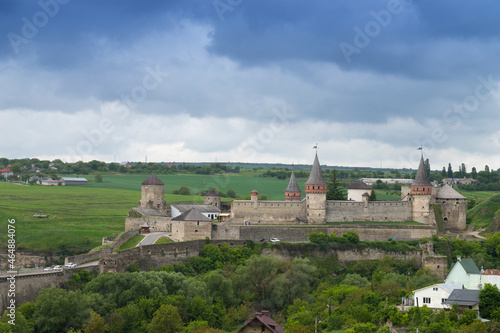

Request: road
left=138, top=232, right=172, bottom=246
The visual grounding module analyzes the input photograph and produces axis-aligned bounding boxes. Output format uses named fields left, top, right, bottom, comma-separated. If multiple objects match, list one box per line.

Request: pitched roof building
left=238, top=311, right=284, bottom=333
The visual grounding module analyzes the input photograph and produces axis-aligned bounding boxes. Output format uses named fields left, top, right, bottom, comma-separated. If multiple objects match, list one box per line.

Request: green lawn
left=117, top=234, right=145, bottom=251
left=155, top=236, right=174, bottom=244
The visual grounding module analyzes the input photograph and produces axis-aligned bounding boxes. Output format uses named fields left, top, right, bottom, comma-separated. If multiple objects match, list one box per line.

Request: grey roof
left=205, top=189, right=220, bottom=197
left=436, top=184, right=466, bottom=199
left=305, top=153, right=327, bottom=186
left=285, top=170, right=302, bottom=193
left=413, top=156, right=432, bottom=187
left=444, top=289, right=480, bottom=306
left=348, top=180, right=371, bottom=190
left=142, top=173, right=164, bottom=186
left=61, top=177, right=88, bottom=182
left=172, top=208, right=212, bottom=221
left=172, top=204, right=221, bottom=213
left=450, top=258, right=481, bottom=274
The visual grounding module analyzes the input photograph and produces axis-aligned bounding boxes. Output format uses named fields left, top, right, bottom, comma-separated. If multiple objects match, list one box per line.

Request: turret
left=305, top=153, right=327, bottom=224
left=410, top=155, right=435, bottom=225
left=251, top=189, right=258, bottom=205
left=285, top=170, right=302, bottom=201
left=204, top=188, right=221, bottom=208
left=138, top=173, right=168, bottom=215
left=412, top=155, right=432, bottom=195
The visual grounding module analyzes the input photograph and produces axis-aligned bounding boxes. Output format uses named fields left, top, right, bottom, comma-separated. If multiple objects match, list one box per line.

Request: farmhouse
left=0, top=168, right=13, bottom=178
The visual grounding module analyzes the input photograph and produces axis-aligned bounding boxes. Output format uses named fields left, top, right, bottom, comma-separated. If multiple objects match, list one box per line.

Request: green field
left=0, top=173, right=299, bottom=254
left=2, top=174, right=496, bottom=255
left=82, top=173, right=301, bottom=200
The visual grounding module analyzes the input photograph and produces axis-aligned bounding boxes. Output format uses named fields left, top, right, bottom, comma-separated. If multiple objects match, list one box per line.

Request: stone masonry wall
left=216, top=224, right=435, bottom=242
left=125, top=216, right=171, bottom=232
left=326, top=201, right=412, bottom=222
left=230, top=200, right=306, bottom=224
left=440, top=199, right=467, bottom=231
left=99, top=239, right=248, bottom=273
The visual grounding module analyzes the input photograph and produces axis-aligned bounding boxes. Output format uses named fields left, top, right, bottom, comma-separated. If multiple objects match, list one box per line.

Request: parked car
left=270, top=237, right=280, bottom=243
left=43, top=267, right=53, bottom=271
left=65, top=262, right=77, bottom=268
left=53, top=265, right=62, bottom=270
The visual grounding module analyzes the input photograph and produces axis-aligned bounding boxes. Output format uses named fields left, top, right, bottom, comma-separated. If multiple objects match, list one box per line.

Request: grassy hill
left=467, top=192, right=500, bottom=230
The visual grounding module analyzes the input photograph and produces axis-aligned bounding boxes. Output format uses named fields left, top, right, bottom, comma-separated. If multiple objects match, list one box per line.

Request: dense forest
left=5, top=233, right=500, bottom=332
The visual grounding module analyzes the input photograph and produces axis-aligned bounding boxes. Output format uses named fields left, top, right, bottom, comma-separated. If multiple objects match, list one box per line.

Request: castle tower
left=139, top=173, right=168, bottom=215
left=285, top=169, right=302, bottom=201
left=251, top=190, right=259, bottom=206
left=410, top=155, right=435, bottom=225
left=204, top=188, right=221, bottom=208
left=305, top=153, right=327, bottom=224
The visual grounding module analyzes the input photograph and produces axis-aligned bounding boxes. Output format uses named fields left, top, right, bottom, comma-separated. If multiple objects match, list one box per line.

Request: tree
left=460, top=163, right=467, bottom=177
left=94, top=173, right=103, bottom=183
left=479, top=283, right=500, bottom=319
left=485, top=165, right=490, bottom=173
left=33, top=288, right=91, bottom=332
left=173, top=186, right=190, bottom=195
left=471, top=167, right=477, bottom=179
left=441, top=167, right=446, bottom=177
left=146, top=304, right=183, bottom=333
left=448, top=163, right=453, bottom=178
left=326, top=170, right=346, bottom=200
left=368, top=189, right=377, bottom=201
left=425, top=159, right=431, bottom=178
left=226, top=189, right=236, bottom=198
left=83, top=312, right=109, bottom=333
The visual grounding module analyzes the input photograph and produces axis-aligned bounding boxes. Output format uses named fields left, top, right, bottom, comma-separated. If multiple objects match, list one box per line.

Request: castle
left=228, top=153, right=466, bottom=230
left=125, top=153, right=466, bottom=242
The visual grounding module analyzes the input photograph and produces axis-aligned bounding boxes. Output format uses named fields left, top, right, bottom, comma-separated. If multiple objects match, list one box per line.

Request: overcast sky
left=1, top=0, right=500, bottom=171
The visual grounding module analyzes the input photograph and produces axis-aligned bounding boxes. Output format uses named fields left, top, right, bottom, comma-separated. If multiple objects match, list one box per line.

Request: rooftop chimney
left=457, top=255, right=461, bottom=262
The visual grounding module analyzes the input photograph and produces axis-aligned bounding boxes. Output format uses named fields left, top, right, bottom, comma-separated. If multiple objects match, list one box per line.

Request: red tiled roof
left=483, top=269, right=500, bottom=275
left=0, top=169, right=13, bottom=173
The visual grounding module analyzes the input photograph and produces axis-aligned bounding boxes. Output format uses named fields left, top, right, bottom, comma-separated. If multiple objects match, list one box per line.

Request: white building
left=413, top=282, right=463, bottom=310
left=347, top=180, right=372, bottom=201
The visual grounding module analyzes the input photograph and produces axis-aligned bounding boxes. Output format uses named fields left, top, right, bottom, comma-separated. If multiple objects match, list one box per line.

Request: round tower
left=285, top=169, right=302, bottom=201
left=204, top=188, right=221, bottom=208
left=139, top=173, right=168, bottom=215
left=305, top=153, right=327, bottom=224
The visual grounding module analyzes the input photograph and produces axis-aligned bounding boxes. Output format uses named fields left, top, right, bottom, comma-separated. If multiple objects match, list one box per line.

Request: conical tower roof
left=205, top=188, right=220, bottom=197
left=285, top=170, right=301, bottom=193
left=142, top=173, right=164, bottom=186
left=305, top=153, right=327, bottom=186
left=413, top=155, right=432, bottom=187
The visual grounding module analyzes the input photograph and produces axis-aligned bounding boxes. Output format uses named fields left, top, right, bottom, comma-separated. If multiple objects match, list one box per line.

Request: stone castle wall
left=212, top=224, right=435, bottom=242
left=411, top=195, right=435, bottom=225
left=0, top=266, right=98, bottom=313
left=326, top=201, right=412, bottom=222
left=99, top=240, right=248, bottom=273
left=125, top=216, right=171, bottom=232
left=230, top=200, right=306, bottom=224
left=440, top=199, right=467, bottom=231
left=306, top=193, right=327, bottom=224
